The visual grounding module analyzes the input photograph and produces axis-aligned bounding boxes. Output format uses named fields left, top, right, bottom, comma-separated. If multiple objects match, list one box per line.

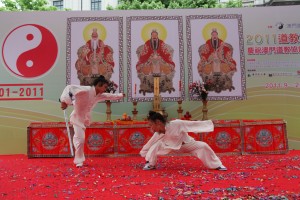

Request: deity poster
left=186, top=14, right=246, bottom=101
left=66, top=17, right=124, bottom=95
left=127, top=16, right=184, bottom=102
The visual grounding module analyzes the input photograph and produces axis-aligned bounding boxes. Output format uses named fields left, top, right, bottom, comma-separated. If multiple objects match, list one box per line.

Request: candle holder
left=132, top=101, right=138, bottom=120
left=105, top=100, right=112, bottom=121
left=177, top=99, right=183, bottom=119
left=202, top=100, right=208, bottom=121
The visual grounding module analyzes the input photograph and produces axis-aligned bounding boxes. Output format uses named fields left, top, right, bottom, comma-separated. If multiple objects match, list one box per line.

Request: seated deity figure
left=197, top=28, right=237, bottom=93
left=136, top=29, right=176, bottom=95
left=75, top=28, right=114, bottom=85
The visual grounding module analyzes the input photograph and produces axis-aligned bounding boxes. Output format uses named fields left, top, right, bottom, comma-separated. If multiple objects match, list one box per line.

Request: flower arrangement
left=189, top=81, right=209, bottom=101
left=106, top=80, right=118, bottom=93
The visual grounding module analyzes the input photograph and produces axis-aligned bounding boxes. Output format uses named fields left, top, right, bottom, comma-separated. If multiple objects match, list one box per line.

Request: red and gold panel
left=213, top=119, right=241, bottom=125
left=114, top=120, right=149, bottom=126
left=242, top=119, right=288, bottom=154
left=202, top=120, right=242, bottom=154
left=84, top=128, right=115, bottom=156
left=117, top=127, right=153, bottom=155
left=28, top=119, right=289, bottom=157
left=27, top=122, right=74, bottom=158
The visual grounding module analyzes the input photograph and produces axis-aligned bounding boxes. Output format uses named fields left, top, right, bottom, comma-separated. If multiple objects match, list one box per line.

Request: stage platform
left=27, top=119, right=289, bottom=158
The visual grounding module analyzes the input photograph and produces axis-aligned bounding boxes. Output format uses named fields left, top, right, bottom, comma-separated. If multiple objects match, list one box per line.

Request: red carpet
left=1, top=151, right=299, bottom=199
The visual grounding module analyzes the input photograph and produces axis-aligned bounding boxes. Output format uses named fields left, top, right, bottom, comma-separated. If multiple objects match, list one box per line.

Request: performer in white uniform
left=60, top=76, right=125, bottom=167
left=140, top=111, right=227, bottom=171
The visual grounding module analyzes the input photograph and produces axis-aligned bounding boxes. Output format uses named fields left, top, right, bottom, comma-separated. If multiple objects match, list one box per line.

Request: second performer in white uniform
left=140, top=111, right=227, bottom=171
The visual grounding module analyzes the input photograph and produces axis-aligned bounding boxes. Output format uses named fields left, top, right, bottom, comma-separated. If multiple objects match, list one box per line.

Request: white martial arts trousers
left=72, top=125, right=86, bottom=165
left=145, top=140, right=222, bottom=169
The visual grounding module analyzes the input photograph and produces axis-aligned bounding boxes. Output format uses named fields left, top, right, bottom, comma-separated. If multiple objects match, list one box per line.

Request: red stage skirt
left=27, top=119, right=288, bottom=157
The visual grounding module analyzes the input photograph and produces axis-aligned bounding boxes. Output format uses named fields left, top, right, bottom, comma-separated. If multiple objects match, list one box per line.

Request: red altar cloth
left=27, top=121, right=151, bottom=158
left=202, top=120, right=242, bottom=155
left=27, top=122, right=74, bottom=158
left=27, top=119, right=289, bottom=158
left=242, top=119, right=288, bottom=154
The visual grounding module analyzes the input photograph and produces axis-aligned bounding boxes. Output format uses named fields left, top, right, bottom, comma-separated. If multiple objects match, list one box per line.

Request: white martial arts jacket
left=140, top=119, right=214, bottom=156
left=60, top=85, right=123, bottom=128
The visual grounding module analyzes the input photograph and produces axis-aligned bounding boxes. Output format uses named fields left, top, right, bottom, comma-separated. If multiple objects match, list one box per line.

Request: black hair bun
left=99, top=75, right=105, bottom=80
left=148, top=111, right=156, bottom=117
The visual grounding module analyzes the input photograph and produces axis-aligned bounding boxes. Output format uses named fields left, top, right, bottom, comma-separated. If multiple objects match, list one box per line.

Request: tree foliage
left=216, top=0, right=243, bottom=8
left=1, top=0, right=243, bottom=12
left=224, top=0, right=243, bottom=8
left=168, top=0, right=218, bottom=9
left=108, top=0, right=242, bottom=10
left=108, top=0, right=165, bottom=10
left=0, top=0, right=57, bottom=11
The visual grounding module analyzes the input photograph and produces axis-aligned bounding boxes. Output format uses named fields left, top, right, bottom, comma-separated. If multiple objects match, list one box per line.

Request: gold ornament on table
left=189, top=81, right=210, bottom=120
left=121, top=113, right=132, bottom=121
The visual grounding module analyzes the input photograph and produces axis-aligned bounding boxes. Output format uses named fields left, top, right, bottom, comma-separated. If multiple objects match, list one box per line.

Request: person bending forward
left=140, top=111, right=227, bottom=171
left=60, top=76, right=125, bottom=167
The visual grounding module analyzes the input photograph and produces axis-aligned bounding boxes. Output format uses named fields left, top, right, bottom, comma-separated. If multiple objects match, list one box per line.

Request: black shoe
left=216, top=165, right=227, bottom=171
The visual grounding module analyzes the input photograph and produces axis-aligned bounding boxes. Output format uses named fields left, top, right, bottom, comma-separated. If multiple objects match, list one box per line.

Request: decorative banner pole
left=153, top=75, right=162, bottom=112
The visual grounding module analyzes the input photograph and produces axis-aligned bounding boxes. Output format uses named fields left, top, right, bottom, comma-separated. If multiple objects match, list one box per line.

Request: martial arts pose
left=60, top=76, right=125, bottom=167
left=140, top=111, right=227, bottom=171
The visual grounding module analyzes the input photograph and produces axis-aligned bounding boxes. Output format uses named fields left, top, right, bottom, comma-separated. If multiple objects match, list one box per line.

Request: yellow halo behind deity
left=83, top=22, right=107, bottom=42
left=202, top=22, right=227, bottom=41
left=141, top=22, right=167, bottom=42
